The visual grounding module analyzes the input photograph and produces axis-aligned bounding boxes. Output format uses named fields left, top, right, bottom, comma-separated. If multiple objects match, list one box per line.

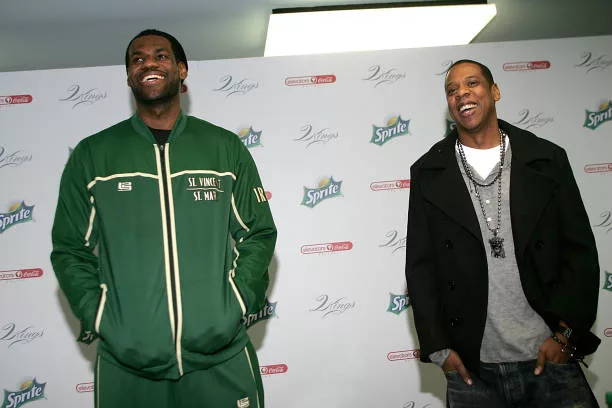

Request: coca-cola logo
left=387, top=349, right=420, bottom=361
left=584, top=163, right=612, bottom=173
left=370, top=179, right=410, bottom=191
left=0, top=95, right=33, bottom=105
left=301, top=241, right=353, bottom=254
left=0, top=268, right=44, bottom=281
left=503, top=61, right=551, bottom=71
left=285, top=75, right=336, bottom=86
left=260, top=364, right=288, bottom=376
left=76, top=382, right=94, bottom=393
left=265, top=191, right=272, bottom=200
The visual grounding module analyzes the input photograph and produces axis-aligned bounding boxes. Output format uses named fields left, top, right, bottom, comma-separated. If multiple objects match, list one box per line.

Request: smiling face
left=126, top=35, right=187, bottom=106
left=445, top=62, right=500, bottom=136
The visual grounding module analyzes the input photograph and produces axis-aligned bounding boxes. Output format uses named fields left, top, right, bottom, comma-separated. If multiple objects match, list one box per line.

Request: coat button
left=448, top=281, right=456, bottom=290
left=535, top=240, right=545, bottom=250
left=449, top=317, right=461, bottom=327
left=444, top=240, right=453, bottom=249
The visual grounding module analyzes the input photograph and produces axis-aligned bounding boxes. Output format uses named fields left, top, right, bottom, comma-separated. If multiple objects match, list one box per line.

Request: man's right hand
left=442, top=350, right=473, bottom=386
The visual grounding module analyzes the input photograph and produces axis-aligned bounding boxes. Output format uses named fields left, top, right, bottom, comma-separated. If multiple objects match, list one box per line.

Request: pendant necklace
left=456, top=129, right=507, bottom=258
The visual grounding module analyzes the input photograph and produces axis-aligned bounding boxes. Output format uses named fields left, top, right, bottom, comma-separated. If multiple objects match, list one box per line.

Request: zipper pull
left=159, top=144, right=164, bottom=153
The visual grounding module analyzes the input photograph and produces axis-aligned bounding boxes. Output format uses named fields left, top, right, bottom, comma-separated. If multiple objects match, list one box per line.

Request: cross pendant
left=489, top=235, right=506, bottom=258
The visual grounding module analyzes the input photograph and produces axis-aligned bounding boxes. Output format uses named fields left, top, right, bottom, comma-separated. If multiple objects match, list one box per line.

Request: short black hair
left=125, top=29, right=188, bottom=72
left=446, top=59, right=494, bottom=87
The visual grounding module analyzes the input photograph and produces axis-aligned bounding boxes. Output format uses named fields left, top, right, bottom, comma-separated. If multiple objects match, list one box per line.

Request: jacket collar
left=130, top=110, right=187, bottom=144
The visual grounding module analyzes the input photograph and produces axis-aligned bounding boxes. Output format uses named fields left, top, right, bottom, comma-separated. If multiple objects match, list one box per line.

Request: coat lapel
left=420, top=135, right=482, bottom=241
left=505, top=121, right=558, bottom=260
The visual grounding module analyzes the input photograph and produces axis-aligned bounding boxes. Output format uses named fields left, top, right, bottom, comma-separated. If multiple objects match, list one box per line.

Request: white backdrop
left=1, top=35, right=611, bottom=408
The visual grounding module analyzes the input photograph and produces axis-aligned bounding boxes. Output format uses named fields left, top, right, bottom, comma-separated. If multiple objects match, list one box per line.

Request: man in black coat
left=405, top=59, right=600, bottom=407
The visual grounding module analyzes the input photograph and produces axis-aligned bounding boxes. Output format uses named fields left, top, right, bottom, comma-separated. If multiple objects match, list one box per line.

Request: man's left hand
left=534, top=335, right=569, bottom=375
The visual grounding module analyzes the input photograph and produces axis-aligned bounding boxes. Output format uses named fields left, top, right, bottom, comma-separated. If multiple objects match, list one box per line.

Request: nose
left=458, top=84, right=470, bottom=97
left=141, top=55, right=159, bottom=69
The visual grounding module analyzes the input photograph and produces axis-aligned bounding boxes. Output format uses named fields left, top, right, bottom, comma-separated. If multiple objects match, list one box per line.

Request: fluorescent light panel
left=264, top=3, right=496, bottom=56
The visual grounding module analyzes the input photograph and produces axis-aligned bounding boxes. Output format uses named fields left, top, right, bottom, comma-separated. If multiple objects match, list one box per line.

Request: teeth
left=143, top=74, right=163, bottom=81
left=460, top=104, right=476, bottom=112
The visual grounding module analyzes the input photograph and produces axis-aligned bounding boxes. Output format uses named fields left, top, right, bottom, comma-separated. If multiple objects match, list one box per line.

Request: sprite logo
left=0, top=202, right=34, bottom=234
left=584, top=101, right=612, bottom=130
left=371, top=115, right=410, bottom=146
left=238, top=127, right=262, bottom=148
left=1, top=378, right=46, bottom=408
left=445, top=119, right=456, bottom=137
left=604, top=271, right=612, bottom=292
left=387, top=293, right=410, bottom=315
left=301, top=177, right=342, bottom=208
left=243, top=299, right=277, bottom=328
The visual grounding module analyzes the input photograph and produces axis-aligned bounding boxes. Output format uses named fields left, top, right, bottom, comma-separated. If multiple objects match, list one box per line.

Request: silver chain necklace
left=456, top=129, right=507, bottom=258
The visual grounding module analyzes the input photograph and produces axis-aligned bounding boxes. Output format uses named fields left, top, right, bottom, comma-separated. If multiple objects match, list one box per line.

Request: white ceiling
left=1, top=0, right=611, bottom=73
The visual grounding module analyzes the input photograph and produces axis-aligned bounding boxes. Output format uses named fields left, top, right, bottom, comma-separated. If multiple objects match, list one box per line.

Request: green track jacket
left=51, top=112, right=277, bottom=380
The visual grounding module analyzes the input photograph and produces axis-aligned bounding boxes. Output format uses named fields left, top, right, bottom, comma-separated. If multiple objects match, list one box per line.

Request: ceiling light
left=264, top=1, right=497, bottom=57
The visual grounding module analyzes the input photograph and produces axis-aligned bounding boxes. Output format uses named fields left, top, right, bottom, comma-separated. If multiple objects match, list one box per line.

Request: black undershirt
left=149, top=128, right=171, bottom=146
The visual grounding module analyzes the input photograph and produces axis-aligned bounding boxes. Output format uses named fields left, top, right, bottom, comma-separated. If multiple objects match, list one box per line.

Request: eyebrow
left=129, top=47, right=169, bottom=57
left=445, top=75, right=480, bottom=88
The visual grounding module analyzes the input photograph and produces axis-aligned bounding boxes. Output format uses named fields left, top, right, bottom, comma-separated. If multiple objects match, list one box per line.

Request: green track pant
left=94, top=341, right=264, bottom=408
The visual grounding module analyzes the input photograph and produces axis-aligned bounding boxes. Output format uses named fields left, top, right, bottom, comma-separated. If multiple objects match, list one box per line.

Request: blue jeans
left=445, top=360, right=597, bottom=408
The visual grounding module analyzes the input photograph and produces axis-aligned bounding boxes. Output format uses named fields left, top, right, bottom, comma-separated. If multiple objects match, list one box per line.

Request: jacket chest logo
left=117, top=182, right=132, bottom=191
left=187, top=176, right=223, bottom=202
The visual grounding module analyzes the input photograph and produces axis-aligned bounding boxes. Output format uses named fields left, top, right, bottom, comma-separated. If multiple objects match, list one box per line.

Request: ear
left=126, top=70, right=134, bottom=89
left=178, top=61, right=188, bottom=81
left=492, top=83, right=501, bottom=102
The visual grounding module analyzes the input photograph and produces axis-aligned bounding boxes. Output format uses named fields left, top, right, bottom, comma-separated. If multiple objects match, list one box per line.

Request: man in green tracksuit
left=51, top=29, right=277, bottom=408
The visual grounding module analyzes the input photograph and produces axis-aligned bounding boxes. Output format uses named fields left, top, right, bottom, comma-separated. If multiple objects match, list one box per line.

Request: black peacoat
left=405, top=119, right=600, bottom=374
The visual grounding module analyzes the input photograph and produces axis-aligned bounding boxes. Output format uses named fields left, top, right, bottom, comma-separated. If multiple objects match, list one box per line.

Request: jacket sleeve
left=542, top=148, right=599, bottom=334
left=405, top=164, right=449, bottom=361
left=50, top=142, right=101, bottom=344
left=229, top=139, right=277, bottom=316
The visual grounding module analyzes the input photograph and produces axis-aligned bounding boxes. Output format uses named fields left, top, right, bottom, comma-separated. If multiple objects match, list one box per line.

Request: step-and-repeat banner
left=1, top=35, right=611, bottom=407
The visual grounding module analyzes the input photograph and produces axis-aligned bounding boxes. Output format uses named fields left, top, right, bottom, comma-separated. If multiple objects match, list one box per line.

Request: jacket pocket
left=229, top=269, right=247, bottom=316
left=94, top=283, right=108, bottom=335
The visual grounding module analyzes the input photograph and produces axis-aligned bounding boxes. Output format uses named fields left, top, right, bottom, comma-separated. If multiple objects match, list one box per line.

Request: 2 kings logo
left=1, top=378, right=46, bottom=408
left=0, top=146, right=32, bottom=169
left=576, top=51, right=612, bottom=73
left=0, top=323, right=44, bottom=348
left=213, top=75, right=259, bottom=97
left=59, top=84, right=107, bottom=109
